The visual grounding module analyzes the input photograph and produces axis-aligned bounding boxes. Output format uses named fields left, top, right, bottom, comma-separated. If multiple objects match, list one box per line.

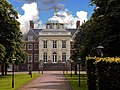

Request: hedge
left=86, top=57, right=120, bottom=90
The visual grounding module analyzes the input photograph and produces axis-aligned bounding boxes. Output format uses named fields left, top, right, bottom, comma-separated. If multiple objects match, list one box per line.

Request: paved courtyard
left=18, top=71, right=71, bottom=90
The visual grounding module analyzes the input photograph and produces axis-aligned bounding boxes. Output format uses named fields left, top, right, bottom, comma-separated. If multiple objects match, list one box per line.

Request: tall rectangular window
left=34, top=44, right=39, bottom=50
left=43, top=41, right=47, bottom=48
left=28, top=36, right=33, bottom=41
left=28, top=54, right=33, bottom=62
left=43, top=53, right=47, bottom=62
left=34, top=54, right=38, bottom=62
left=62, top=53, right=66, bottom=62
left=62, top=41, right=66, bottom=48
left=53, top=41, right=57, bottom=48
left=28, top=44, right=33, bottom=50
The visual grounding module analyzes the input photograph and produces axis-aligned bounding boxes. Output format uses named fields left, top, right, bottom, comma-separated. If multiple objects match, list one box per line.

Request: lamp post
left=78, top=58, right=81, bottom=87
left=70, top=60, right=74, bottom=77
left=12, top=58, right=16, bottom=88
left=41, top=61, right=43, bottom=74
left=96, top=45, right=104, bottom=57
left=38, top=60, right=40, bottom=73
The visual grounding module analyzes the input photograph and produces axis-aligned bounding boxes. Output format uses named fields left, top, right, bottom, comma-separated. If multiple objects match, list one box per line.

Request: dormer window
left=28, top=36, right=33, bottom=41
left=53, top=23, right=57, bottom=29
left=60, top=24, right=64, bottom=29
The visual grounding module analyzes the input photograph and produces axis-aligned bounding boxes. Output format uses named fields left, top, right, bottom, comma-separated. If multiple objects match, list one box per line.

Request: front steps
left=43, top=63, right=67, bottom=71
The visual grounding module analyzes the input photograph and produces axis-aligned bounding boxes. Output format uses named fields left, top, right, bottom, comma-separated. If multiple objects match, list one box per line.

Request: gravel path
left=17, top=71, right=71, bottom=90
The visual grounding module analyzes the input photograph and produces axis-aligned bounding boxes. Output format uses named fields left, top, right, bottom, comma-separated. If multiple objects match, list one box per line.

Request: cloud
left=16, top=0, right=65, bottom=11
left=17, top=2, right=43, bottom=34
left=76, top=11, right=88, bottom=22
left=57, top=9, right=88, bottom=29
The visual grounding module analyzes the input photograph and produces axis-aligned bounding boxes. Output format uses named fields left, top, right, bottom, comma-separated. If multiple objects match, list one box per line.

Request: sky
left=8, top=0, right=95, bottom=34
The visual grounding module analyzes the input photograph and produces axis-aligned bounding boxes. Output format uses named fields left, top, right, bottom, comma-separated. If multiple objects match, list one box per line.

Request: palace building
left=18, top=10, right=80, bottom=71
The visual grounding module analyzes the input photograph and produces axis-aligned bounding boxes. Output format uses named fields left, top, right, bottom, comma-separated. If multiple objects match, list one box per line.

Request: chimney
left=30, top=20, right=34, bottom=29
left=76, top=21, right=80, bottom=29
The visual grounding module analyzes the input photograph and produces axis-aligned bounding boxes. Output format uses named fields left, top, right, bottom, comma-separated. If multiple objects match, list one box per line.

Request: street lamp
left=12, top=58, right=16, bottom=88
left=96, top=45, right=104, bottom=57
left=40, top=61, right=43, bottom=74
left=66, top=60, right=69, bottom=73
left=38, top=60, right=40, bottom=73
left=78, top=58, right=81, bottom=87
left=70, top=60, right=74, bottom=77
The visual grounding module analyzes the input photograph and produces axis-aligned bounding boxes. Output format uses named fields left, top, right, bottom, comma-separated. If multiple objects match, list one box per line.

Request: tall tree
left=89, top=0, right=120, bottom=56
left=0, top=0, right=25, bottom=75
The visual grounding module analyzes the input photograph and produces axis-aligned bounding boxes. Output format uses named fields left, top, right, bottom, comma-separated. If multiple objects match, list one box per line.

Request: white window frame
left=62, top=53, right=66, bottom=62
left=43, top=52, right=47, bottom=62
left=52, top=52, right=57, bottom=62
left=34, top=44, right=39, bottom=50
left=62, top=41, right=66, bottom=48
left=53, top=41, right=57, bottom=48
left=34, top=54, right=39, bottom=62
left=28, top=44, right=33, bottom=50
left=43, top=41, right=47, bottom=48
left=28, top=36, right=33, bottom=41
left=28, top=54, right=33, bottom=62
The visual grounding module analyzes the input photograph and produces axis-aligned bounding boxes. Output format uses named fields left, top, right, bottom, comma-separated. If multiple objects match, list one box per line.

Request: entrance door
left=52, top=52, right=57, bottom=62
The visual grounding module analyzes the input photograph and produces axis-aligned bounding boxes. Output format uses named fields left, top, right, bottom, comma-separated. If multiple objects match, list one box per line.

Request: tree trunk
left=74, top=63, right=77, bottom=75
left=1, top=64, right=4, bottom=76
left=5, top=63, right=8, bottom=75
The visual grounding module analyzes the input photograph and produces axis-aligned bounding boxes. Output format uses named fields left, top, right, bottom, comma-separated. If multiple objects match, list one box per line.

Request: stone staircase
left=43, top=63, right=66, bottom=71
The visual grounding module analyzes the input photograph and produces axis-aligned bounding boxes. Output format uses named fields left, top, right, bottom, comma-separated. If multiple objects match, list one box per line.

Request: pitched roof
left=67, top=29, right=77, bottom=36
left=22, top=28, right=77, bottom=40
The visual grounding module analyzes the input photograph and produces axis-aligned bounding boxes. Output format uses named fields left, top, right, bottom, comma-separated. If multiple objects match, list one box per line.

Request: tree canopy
left=0, top=0, right=25, bottom=73
left=74, top=0, right=120, bottom=58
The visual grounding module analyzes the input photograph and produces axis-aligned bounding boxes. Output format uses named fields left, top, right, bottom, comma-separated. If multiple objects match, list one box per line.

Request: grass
left=65, top=74, right=88, bottom=90
left=0, top=73, right=40, bottom=90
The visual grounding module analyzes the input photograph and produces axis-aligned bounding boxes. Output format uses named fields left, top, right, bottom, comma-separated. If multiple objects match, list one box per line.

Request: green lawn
left=0, top=73, right=40, bottom=90
left=65, top=74, right=88, bottom=90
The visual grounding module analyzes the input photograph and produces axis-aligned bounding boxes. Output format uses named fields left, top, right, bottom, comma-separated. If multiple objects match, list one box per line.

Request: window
left=52, top=52, right=57, bottom=62
left=23, top=44, right=26, bottom=50
left=28, top=36, right=33, bottom=41
left=53, top=41, right=57, bottom=48
left=62, top=41, right=66, bottom=48
left=53, top=23, right=57, bottom=29
left=28, top=54, right=33, bottom=62
left=60, top=24, right=63, bottom=29
left=34, top=54, right=38, bottom=62
left=43, top=41, right=47, bottom=48
left=47, top=24, right=50, bottom=29
left=28, top=44, right=33, bottom=50
left=34, top=44, right=39, bottom=50
left=62, top=53, right=66, bottom=62
left=43, top=53, right=47, bottom=62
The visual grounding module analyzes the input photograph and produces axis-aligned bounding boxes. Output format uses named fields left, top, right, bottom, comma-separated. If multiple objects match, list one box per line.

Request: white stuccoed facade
left=39, top=29, right=72, bottom=63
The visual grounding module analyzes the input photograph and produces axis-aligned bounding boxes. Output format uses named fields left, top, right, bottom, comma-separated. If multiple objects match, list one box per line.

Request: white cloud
left=57, top=9, right=88, bottom=29
left=17, top=2, right=43, bottom=34
left=17, top=2, right=88, bottom=34
left=76, top=11, right=88, bottom=22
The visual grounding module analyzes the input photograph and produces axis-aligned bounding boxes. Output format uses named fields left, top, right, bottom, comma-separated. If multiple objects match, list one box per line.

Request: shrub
left=86, top=57, right=120, bottom=90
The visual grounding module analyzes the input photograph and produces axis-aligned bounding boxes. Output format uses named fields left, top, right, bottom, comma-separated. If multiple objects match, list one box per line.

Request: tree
left=0, top=0, right=25, bottom=75
left=89, top=0, right=120, bottom=56
left=74, top=0, right=120, bottom=58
